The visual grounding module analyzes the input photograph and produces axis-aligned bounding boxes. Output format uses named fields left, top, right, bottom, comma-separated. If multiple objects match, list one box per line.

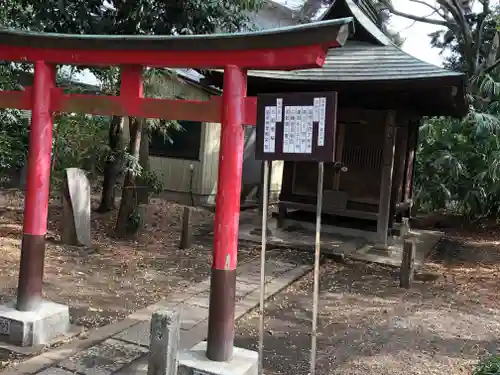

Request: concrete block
left=186, top=280, right=210, bottom=295
left=36, top=368, right=75, bottom=375
left=179, top=323, right=207, bottom=351
left=178, top=342, right=257, bottom=375
left=236, top=273, right=261, bottom=286
left=179, top=306, right=208, bottom=331
left=59, top=338, right=148, bottom=375
left=264, top=260, right=295, bottom=276
left=114, top=321, right=151, bottom=347
left=0, top=300, right=70, bottom=347
left=185, top=292, right=210, bottom=309
left=235, top=282, right=258, bottom=299
left=236, top=261, right=260, bottom=276
left=148, top=309, right=181, bottom=375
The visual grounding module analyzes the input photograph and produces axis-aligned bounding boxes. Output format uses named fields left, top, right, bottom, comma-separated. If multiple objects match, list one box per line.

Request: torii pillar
left=206, top=65, right=247, bottom=361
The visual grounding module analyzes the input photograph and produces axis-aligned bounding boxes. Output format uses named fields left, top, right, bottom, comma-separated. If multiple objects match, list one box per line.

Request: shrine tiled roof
left=248, top=0, right=464, bottom=82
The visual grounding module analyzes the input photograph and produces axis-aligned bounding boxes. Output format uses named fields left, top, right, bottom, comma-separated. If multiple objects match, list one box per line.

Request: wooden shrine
left=205, top=0, right=468, bottom=246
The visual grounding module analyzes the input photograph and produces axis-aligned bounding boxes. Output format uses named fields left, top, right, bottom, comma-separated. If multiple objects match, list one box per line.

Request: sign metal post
left=255, top=92, right=337, bottom=375
left=258, top=159, right=270, bottom=375
left=310, top=160, right=324, bottom=375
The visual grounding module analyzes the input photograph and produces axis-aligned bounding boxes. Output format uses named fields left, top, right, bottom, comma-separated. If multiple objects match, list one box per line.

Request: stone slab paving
left=118, top=268, right=312, bottom=375
left=240, top=221, right=442, bottom=268
left=5, top=259, right=309, bottom=375
left=239, top=220, right=368, bottom=257
left=58, top=339, right=148, bottom=375
left=350, top=229, right=442, bottom=267
left=36, top=369, right=74, bottom=375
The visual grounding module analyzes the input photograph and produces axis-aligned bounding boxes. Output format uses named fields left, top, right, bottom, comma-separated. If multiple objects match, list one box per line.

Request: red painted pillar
left=16, top=61, right=56, bottom=311
left=206, top=65, right=247, bottom=361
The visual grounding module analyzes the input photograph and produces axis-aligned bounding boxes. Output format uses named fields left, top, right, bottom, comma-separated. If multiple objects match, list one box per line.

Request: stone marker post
left=179, top=206, right=192, bottom=250
left=61, top=168, right=91, bottom=247
left=148, top=308, right=181, bottom=375
left=400, top=239, right=415, bottom=289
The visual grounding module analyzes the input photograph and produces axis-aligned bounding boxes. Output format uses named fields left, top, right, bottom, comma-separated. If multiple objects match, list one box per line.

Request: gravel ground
left=235, top=235, right=500, bottom=375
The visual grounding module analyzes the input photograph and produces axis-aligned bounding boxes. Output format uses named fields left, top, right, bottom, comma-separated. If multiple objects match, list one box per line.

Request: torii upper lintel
left=0, top=18, right=352, bottom=69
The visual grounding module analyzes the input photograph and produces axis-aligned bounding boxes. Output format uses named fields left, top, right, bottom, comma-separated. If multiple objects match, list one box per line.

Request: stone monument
left=61, top=168, right=91, bottom=247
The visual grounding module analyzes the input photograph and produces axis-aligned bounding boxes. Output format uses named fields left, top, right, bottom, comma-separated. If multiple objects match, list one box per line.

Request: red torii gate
left=0, top=19, right=350, bottom=359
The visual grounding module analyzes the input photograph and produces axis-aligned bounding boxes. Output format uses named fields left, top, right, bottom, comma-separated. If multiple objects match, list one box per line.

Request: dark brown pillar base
left=16, top=234, right=45, bottom=312
left=206, top=269, right=236, bottom=362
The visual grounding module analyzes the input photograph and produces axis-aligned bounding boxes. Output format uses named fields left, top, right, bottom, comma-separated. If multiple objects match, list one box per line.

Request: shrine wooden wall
left=143, top=75, right=283, bottom=206
left=279, top=107, right=420, bottom=242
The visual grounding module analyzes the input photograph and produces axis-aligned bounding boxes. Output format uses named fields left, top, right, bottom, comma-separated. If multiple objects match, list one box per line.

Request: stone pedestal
left=178, top=342, right=258, bottom=375
left=0, top=300, right=70, bottom=347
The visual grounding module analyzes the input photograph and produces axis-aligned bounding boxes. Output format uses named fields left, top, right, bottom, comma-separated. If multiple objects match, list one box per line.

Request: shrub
left=473, top=355, right=500, bottom=375
left=414, top=112, right=500, bottom=220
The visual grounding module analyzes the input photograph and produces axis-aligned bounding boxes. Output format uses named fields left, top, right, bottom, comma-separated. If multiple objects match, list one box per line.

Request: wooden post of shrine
left=376, top=111, right=396, bottom=249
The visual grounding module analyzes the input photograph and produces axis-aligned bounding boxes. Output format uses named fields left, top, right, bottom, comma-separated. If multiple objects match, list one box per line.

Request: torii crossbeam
left=0, top=18, right=351, bottom=357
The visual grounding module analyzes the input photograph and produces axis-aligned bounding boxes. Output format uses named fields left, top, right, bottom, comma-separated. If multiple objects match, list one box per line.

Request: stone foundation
left=0, top=300, right=70, bottom=347
left=178, top=341, right=258, bottom=375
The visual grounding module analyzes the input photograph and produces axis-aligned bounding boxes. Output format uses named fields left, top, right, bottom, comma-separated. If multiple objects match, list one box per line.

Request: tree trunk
left=96, top=116, right=125, bottom=213
left=115, top=117, right=143, bottom=237
left=137, top=124, right=150, bottom=204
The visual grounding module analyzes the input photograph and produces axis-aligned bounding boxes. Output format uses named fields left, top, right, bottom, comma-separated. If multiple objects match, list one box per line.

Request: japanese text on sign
left=263, top=98, right=327, bottom=155
left=256, top=91, right=337, bottom=162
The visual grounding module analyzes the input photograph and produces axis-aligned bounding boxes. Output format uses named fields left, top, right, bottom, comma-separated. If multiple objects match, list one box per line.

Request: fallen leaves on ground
left=235, top=220, right=500, bottom=375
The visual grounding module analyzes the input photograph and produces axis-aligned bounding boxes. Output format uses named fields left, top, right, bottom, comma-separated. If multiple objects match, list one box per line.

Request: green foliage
left=404, top=1, right=500, bottom=220
left=1, top=0, right=262, bottom=35
left=141, top=169, right=165, bottom=195
left=0, top=65, right=29, bottom=174
left=0, top=64, right=109, bottom=183
left=0, top=118, right=28, bottom=171
left=414, top=76, right=500, bottom=219
left=51, top=113, right=109, bottom=179
left=416, top=117, right=495, bottom=218
left=473, top=355, right=500, bottom=375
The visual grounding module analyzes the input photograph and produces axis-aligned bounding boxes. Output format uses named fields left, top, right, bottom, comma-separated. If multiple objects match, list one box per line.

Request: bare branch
left=436, top=0, right=476, bottom=73
left=380, top=0, right=451, bottom=26
left=475, top=0, right=491, bottom=72
left=409, top=0, right=451, bottom=20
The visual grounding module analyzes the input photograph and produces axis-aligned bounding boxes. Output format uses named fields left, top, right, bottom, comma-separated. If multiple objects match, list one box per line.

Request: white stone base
left=178, top=341, right=258, bottom=375
left=0, top=300, right=70, bottom=347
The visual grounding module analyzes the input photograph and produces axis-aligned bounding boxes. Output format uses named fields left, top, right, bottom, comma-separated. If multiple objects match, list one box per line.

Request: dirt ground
left=0, top=190, right=271, bottom=368
left=235, top=219, right=500, bottom=375
left=1, top=189, right=500, bottom=374
left=0, top=192, right=225, bottom=327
